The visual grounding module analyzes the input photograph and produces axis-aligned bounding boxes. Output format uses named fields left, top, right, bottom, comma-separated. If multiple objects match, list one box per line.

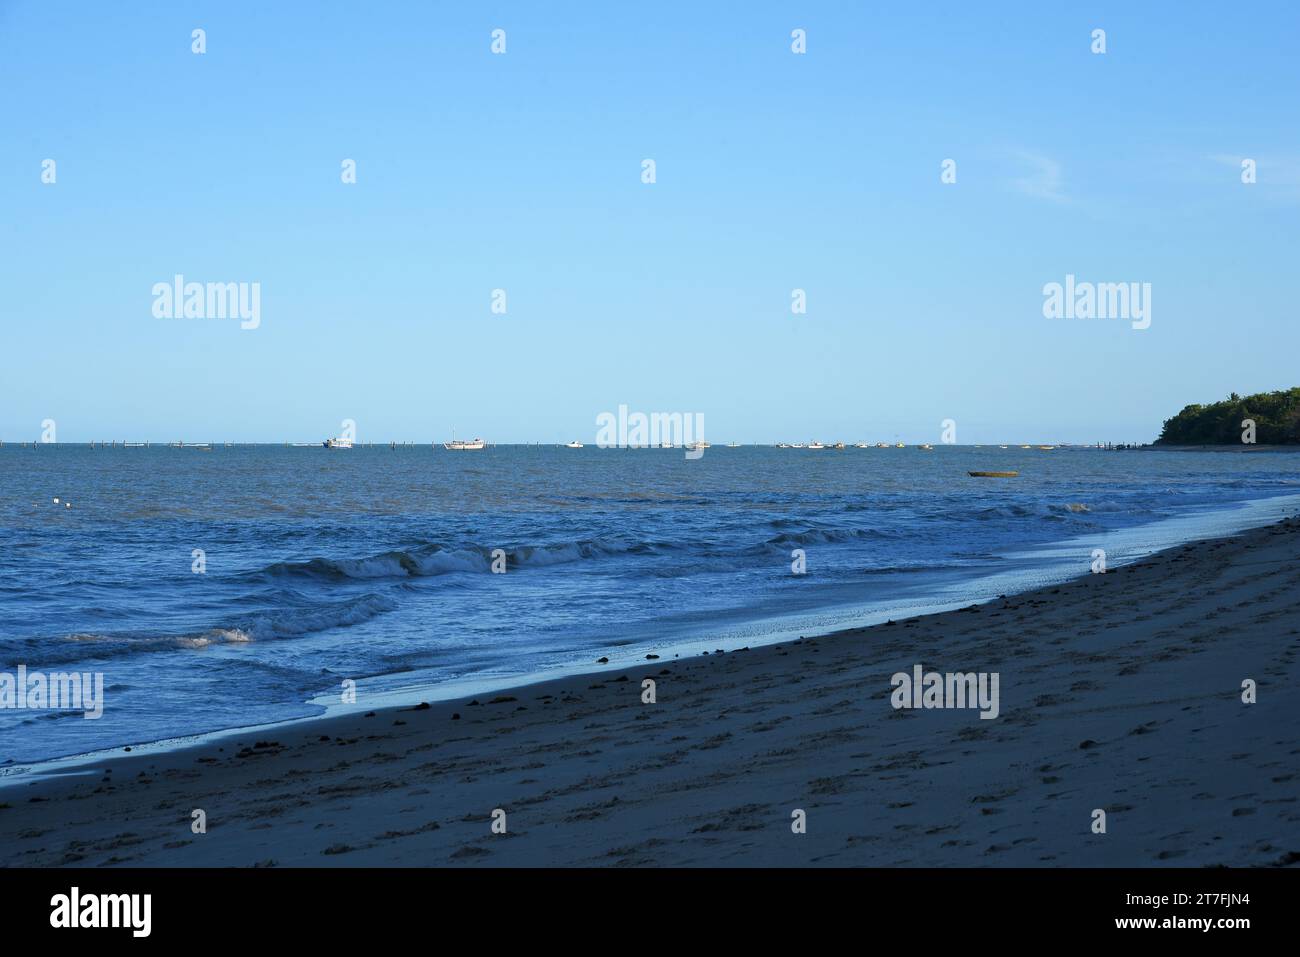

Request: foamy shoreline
left=6, top=491, right=1299, bottom=777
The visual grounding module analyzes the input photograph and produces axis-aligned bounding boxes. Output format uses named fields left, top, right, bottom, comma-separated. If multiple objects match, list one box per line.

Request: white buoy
left=53, top=497, right=59, bottom=504
left=65, top=502, right=71, bottom=508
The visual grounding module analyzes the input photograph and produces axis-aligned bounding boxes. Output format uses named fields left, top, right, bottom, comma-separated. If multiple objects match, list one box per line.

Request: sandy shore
left=4, top=514, right=1300, bottom=867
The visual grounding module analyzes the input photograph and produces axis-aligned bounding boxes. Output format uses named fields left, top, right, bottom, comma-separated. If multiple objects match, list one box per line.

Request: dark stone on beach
left=646, top=654, right=659, bottom=660
left=451, top=713, right=460, bottom=720
left=124, top=747, right=132, bottom=752
left=318, top=735, right=331, bottom=742
left=597, top=656, right=609, bottom=663
left=1079, top=739, right=1098, bottom=749
left=488, top=695, right=517, bottom=704
left=412, top=702, right=430, bottom=711
left=364, top=711, right=375, bottom=718
left=614, top=675, right=629, bottom=682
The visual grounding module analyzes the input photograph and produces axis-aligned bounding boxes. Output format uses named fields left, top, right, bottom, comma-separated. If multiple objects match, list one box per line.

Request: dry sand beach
left=3, top=514, right=1299, bottom=868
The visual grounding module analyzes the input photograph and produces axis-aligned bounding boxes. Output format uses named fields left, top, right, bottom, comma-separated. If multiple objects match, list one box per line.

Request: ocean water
left=2, top=444, right=1298, bottom=766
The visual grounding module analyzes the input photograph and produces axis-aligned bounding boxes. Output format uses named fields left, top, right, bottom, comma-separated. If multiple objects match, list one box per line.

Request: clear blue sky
left=3, top=1, right=1298, bottom=444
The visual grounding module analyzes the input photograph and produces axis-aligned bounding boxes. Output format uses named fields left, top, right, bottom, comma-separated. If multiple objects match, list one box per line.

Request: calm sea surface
left=2, top=444, right=1297, bottom=765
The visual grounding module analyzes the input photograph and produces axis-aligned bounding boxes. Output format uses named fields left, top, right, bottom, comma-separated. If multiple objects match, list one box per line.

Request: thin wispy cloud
left=1007, top=150, right=1071, bottom=204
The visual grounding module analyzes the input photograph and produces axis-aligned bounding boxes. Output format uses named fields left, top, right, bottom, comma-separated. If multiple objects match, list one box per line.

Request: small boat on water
left=727, top=442, right=740, bottom=448
left=1037, top=445, right=1055, bottom=450
left=323, top=437, right=353, bottom=449
left=854, top=442, right=869, bottom=448
left=876, top=442, right=889, bottom=448
left=895, top=442, right=905, bottom=448
left=565, top=440, right=584, bottom=448
left=808, top=441, right=826, bottom=450
left=833, top=441, right=846, bottom=450
left=919, top=443, right=933, bottom=450
left=443, top=428, right=485, bottom=450
left=969, top=470, right=1019, bottom=478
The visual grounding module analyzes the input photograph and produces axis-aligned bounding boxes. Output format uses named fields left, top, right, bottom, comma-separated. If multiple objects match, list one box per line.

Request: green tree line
left=1156, top=388, right=1300, bottom=444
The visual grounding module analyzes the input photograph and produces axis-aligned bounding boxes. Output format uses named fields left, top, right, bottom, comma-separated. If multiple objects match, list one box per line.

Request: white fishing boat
left=876, top=442, right=889, bottom=448
left=323, top=437, right=353, bottom=449
left=854, top=442, right=869, bottom=448
left=808, top=441, right=826, bottom=450
left=565, top=440, right=584, bottom=448
left=727, top=442, right=740, bottom=448
left=920, top=443, right=933, bottom=450
left=443, top=429, right=485, bottom=451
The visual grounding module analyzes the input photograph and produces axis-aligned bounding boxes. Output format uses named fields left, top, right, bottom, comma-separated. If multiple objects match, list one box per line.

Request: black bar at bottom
left=0, top=866, right=1289, bottom=942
